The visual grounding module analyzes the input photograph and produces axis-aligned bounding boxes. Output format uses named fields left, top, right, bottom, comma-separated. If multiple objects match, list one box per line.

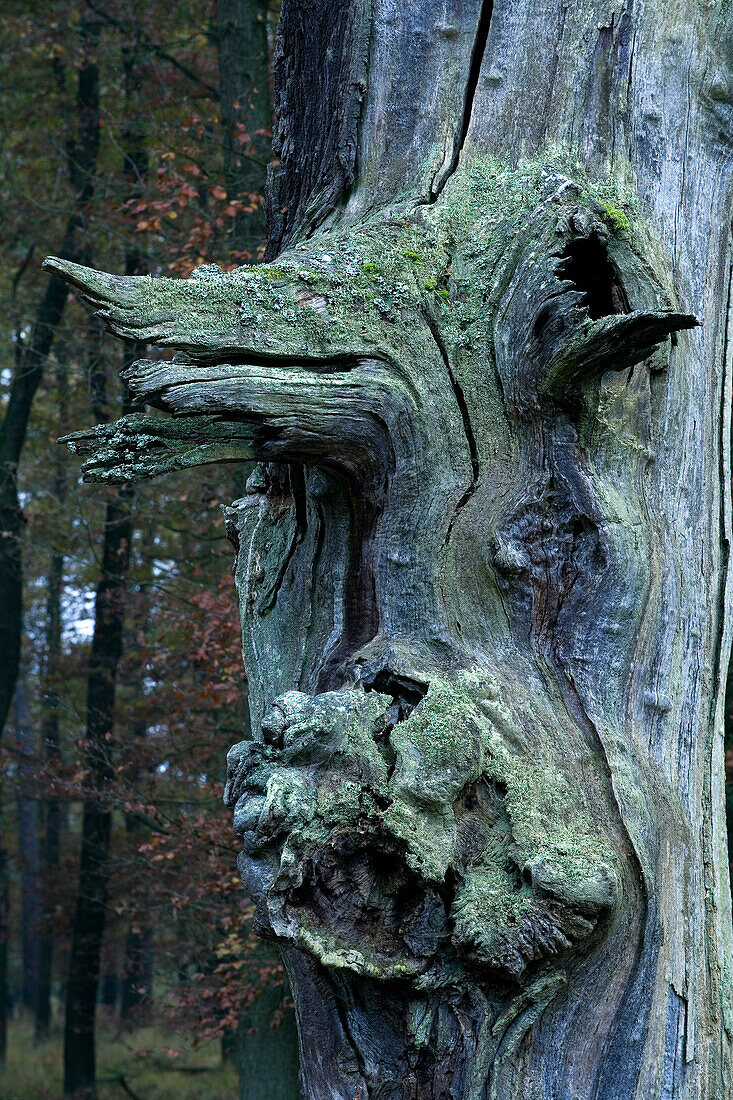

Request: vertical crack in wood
left=427, top=0, right=494, bottom=203
left=255, top=465, right=307, bottom=614
left=423, top=313, right=480, bottom=544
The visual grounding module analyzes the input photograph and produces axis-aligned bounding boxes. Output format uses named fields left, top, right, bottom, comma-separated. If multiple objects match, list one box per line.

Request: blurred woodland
left=0, top=2, right=299, bottom=1097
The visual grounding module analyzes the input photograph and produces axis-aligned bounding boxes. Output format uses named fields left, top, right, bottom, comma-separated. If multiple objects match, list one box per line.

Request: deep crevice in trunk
left=428, top=0, right=495, bottom=202
left=557, top=234, right=631, bottom=319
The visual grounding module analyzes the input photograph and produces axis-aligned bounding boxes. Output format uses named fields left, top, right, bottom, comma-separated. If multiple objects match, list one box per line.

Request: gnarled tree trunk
left=47, top=1, right=733, bottom=1096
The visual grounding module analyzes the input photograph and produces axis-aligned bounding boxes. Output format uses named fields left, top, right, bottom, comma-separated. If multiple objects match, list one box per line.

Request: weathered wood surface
left=46, top=1, right=733, bottom=1096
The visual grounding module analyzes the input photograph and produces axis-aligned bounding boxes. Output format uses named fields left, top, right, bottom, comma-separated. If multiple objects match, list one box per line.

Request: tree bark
left=47, top=1, right=733, bottom=1097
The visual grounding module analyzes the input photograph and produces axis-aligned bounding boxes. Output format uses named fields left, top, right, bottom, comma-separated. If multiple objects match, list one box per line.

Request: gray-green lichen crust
left=224, top=673, right=620, bottom=988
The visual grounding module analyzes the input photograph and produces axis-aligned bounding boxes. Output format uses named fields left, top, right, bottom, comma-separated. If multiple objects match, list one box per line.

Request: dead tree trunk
left=47, top=1, right=733, bottom=1096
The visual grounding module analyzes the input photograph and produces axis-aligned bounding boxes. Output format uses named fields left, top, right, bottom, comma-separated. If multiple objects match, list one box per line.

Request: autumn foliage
left=1, top=0, right=287, bottom=1079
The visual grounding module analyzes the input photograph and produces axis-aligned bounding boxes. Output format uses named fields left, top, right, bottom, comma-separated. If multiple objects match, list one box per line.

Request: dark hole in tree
left=366, top=671, right=428, bottom=725
left=559, top=233, right=630, bottom=319
left=362, top=672, right=428, bottom=776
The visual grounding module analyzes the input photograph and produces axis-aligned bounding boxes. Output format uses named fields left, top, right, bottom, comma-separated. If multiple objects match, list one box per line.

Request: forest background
left=0, top=1, right=298, bottom=1098
left=1, top=1, right=732, bottom=1099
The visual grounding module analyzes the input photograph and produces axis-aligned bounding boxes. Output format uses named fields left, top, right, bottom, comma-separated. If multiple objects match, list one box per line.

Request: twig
left=118, top=1076, right=145, bottom=1100
left=98, top=1074, right=144, bottom=1100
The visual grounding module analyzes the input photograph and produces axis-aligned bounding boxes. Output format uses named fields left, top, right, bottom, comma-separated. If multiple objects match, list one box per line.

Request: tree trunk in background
left=14, top=678, right=41, bottom=1018
left=119, top=922, right=152, bottom=1024
left=117, top=39, right=154, bottom=1032
left=63, top=479, right=133, bottom=1097
left=99, top=974, right=119, bottom=1013
left=0, top=18, right=100, bottom=737
left=237, top=944, right=299, bottom=1100
left=63, top=316, right=135, bottom=1094
left=0, top=22, right=100, bottom=1064
left=214, top=0, right=271, bottom=258
left=36, top=354, right=69, bottom=1042
left=120, top=529, right=153, bottom=1027
left=48, top=0, right=733, bottom=1096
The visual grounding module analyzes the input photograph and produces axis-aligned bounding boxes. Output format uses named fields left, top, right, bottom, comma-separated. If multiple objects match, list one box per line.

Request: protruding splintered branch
left=542, top=307, right=699, bottom=396
left=496, top=249, right=698, bottom=411
left=42, top=257, right=145, bottom=310
left=41, top=255, right=376, bottom=364
left=44, top=253, right=442, bottom=486
left=42, top=256, right=233, bottom=350
left=59, top=413, right=254, bottom=482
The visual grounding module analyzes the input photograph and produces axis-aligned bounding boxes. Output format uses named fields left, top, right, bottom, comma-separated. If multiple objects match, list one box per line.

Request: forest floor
left=0, top=1015, right=238, bottom=1099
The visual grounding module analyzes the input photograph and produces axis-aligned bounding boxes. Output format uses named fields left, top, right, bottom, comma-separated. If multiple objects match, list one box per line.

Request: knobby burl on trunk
left=46, top=159, right=698, bottom=1096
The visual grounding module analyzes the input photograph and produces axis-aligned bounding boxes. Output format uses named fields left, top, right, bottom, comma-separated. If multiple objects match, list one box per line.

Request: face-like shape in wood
left=223, top=678, right=619, bottom=987
left=47, top=163, right=693, bottom=993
